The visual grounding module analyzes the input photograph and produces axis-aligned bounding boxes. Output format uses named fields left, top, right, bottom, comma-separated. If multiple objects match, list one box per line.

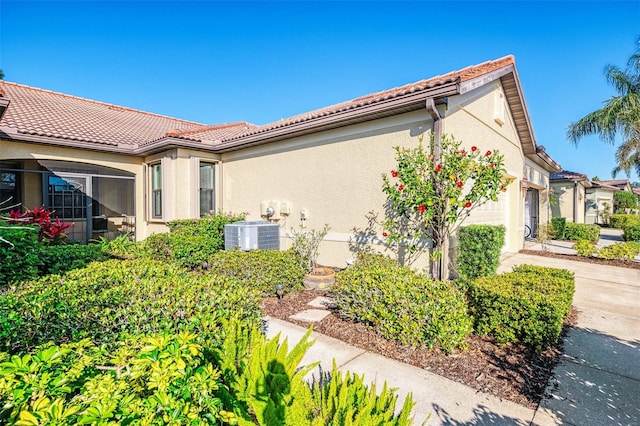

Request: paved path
left=499, top=253, right=640, bottom=425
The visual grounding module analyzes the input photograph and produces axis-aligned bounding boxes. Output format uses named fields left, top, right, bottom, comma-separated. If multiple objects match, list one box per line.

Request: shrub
left=0, top=322, right=415, bottom=425
left=207, top=248, right=305, bottom=296
left=6, top=206, right=72, bottom=244
left=0, top=227, right=42, bottom=286
left=38, top=243, right=109, bottom=275
left=550, top=217, right=566, bottom=240
left=333, top=253, right=472, bottom=353
left=573, top=239, right=597, bottom=257
left=469, top=265, right=575, bottom=350
left=0, top=258, right=262, bottom=354
left=609, top=214, right=640, bottom=229
left=146, top=212, right=245, bottom=269
left=624, top=224, right=640, bottom=241
left=613, top=191, right=638, bottom=212
left=564, top=222, right=600, bottom=242
left=96, top=232, right=141, bottom=259
left=456, top=225, right=505, bottom=280
left=597, top=242, right=640, bottom=261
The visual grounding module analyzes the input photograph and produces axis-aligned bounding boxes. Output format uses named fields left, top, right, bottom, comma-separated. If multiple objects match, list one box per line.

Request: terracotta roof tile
left=0, top=81, right=207, bottom=148
left=550, top=170, right=589, bottom=181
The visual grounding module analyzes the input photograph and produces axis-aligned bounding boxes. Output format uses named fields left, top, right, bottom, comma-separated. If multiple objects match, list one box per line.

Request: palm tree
left=567, top=39, right=640, bottom=177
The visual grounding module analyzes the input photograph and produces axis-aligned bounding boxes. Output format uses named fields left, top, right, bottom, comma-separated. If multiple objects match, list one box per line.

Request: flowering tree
left=382, top=133, right=507, bottom=280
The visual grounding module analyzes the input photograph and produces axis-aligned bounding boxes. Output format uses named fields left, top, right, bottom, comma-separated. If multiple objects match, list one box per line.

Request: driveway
left=498, top=252, right=640, bottom=425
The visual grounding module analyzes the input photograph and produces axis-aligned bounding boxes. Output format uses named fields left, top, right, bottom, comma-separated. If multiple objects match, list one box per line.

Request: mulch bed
left=519, top=249, right=640, bottom=270
left=262, top=290, right=578, bottom=410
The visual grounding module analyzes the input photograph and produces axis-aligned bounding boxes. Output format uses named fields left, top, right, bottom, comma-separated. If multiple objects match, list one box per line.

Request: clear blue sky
left=1, top=1, right=639, bottom=182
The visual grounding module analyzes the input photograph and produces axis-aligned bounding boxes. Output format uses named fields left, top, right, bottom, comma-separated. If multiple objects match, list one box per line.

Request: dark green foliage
left=469, top=265, right=575, bottom=350
left=456, top=225, right=505, bottom=280
left=623, top=224, right=640, bottom=241
left=0, top=227, right=42, bottom=285
left=38, top=243, right=109, bottom=275
left=0, top=258, right=262, bottom=354
left=334, top=253, right=472, bottom=353
left=208, top=249, right=305, bottom=296
left=564, top=222, right=600, bottom=242
left=613, top=191, right=638, bottom=212
left=550, top=217, right=566, bottom=240
left=145, top=212, right=245, bottom=269
left=609, top=214, right=640, bottom=229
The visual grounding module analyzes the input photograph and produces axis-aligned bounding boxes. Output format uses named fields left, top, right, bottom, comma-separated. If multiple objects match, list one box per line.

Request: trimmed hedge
left=0, top=258, right=262, bottom=354
left=623, top=224, right=640, bottom=242
left=334, top=253, right=472, bottom=353
left=0, top=227, right=42, bottom=285
left=469, top=265, right=575, bottom=350
left=551, top=217, right=566, bottom=240
left=456, top=225, right=505, bottom=280
left=564, top=222, right=600, bottom=243
left=573, top=239, right=597, bottom=257
left=598, top=242, right=640, bottom=260
left=609, top=214, right=640, bottom=230
left=38, top=243, right=109, bottom=275
left=145, top=212, right=245, bottom=269
left=207, top=248, right=305, bottom=296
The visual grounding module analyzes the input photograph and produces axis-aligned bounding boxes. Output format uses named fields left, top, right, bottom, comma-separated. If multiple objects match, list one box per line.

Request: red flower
left=398, top=184, right=404, bottom=191
left=417, top=205, right=426, bottom=213
left=457, top=181, right=463, bottom=188
left=391, top=170, right=398, bottom=177
left=382, top=232, right=388, bottom=237
left=434, top=164, right=442, bottom=172
left=464, top=201, right=472, bottom=208
left=485, top=150, right=492, bottom=156
left=471, top=146, right=478, bottom=152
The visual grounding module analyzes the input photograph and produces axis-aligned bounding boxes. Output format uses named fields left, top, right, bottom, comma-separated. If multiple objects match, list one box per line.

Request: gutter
left=425, top=97, right=442, bottom=160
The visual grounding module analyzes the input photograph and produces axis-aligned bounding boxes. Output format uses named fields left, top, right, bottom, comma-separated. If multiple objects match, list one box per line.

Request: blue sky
left=1, top=0, right=639, bottom=182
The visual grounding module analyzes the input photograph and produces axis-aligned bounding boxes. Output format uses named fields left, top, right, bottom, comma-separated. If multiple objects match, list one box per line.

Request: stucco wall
left=585, top=188, right=614, bottom=224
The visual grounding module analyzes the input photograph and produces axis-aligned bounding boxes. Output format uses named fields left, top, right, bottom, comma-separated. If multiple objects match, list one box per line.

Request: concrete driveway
left=498, top=253, right=640, bottom=425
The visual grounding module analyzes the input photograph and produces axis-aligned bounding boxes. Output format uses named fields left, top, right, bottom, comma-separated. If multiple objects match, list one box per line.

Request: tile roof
left=550, top=170, right=589, bottom=181
left=1, top=55, right=518, bottom=154
left=590, top=181, right=621, bottom=191
left=595, top=179, right=630, bottom=189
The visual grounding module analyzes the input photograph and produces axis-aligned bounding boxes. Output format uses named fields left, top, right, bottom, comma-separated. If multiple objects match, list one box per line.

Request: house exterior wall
left=551, top=182, right=575, bottom=221
left=220, top=82, right=534, bottom=267
left=585, top=188, right=614, bottom=224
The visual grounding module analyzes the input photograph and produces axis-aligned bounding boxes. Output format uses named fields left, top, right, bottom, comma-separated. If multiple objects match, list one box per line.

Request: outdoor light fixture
left=275, top=284, right=284, bottom=304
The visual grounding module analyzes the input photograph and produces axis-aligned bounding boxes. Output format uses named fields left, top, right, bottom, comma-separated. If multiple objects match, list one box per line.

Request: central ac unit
left=224, top=221, right=280, bottom=251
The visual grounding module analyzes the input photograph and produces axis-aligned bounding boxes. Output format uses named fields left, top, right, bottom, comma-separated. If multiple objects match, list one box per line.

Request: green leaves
left=456, top=225, right=505, bottom=280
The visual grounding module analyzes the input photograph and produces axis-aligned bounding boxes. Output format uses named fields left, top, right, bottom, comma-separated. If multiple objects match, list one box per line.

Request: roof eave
left=134, top=137, right=219, bottom=156
left=214, top=82, right=460, bottom=153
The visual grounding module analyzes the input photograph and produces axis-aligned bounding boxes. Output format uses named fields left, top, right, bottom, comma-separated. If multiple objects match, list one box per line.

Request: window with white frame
left=199, top=162, right=215, bottom=216
left=151, top=163, right=162, bottom=219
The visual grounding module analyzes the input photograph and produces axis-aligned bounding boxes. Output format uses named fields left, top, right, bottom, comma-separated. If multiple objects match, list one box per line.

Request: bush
left=573, top=239, right=597, bottom=257
left=469, top=265, right=575, bottom=350
left=551, top=217, right=567, bottom=240
left=207, top=249, right=305, bottom=296
left=333, top=253, right=472, bottom=353
left=597, top=242, right=640, bottom=261
left=613, top=191, right=638, bottom=212
left=564, top=222, right=600, bottom=242
left=624, top=224, right=640, bottom=241
left=456, top=225, right=505, bottom=280
left=0, top=322, right=415, bottom=425
left=38, top=243, right=109, bottom=275
left=0, top=258, right=262, bottom=354
left=609, top=214, right=640, bottom=229
left=96, top=232, right=142, bottom=259
left=0, top=227, right=42, bottom=286
left=145, top=212, right=245, bottom=269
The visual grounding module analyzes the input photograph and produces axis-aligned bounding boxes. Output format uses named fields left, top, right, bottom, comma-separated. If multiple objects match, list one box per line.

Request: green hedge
left=456, top=225, right=505, bottom=280
left=469, top=265, right=575, bottom=350
left=0, top=258, right=262, bottom=354
left=334, top=253, right=472, bottom=353
left=0, top=227, right=42, bottom=286
left=207, top=248, right=305, bottom=296
left=38, top=243, right=109, bottom=275
left=623, top=224, right=640, bottom=241
left=598, top=242, right=640, bottom=260
left=551, top=217, right=566, bottom=240
left=564, top=222, right=600, bottom=242
left=145, top=212, right=245, bottom=269
left=609, top=214, right=640, bottom=229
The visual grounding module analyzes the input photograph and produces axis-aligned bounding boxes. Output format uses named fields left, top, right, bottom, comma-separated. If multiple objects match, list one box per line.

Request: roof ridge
left=0, top=80, right=206, bottom=127
left=169, top=121, right=256, bottom=137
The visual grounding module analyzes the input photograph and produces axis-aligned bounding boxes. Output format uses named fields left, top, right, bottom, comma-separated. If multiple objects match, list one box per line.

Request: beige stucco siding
left=551, top=181, right=587, bottom=223
left=585, top=188, right=614, bottom=224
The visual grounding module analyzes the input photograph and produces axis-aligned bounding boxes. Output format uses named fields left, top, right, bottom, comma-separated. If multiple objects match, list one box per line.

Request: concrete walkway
left=264, top=230, right=639, bottom=425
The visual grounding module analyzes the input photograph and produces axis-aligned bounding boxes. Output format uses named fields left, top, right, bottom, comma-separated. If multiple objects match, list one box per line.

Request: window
left=199, top=162, right=215, bottom=216
left=151, top=163, right=162, bottom=218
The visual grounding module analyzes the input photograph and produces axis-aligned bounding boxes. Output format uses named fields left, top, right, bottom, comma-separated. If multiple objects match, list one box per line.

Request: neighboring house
left=550, top=171, right=592, bottom=223
left=585, top=180, right=619, bottom=224
left=0, top=55, right=561, bottom=268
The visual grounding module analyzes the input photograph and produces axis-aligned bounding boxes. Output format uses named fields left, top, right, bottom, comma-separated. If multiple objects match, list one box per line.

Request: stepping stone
left=307, top=296, right=336, bottom=309
left=289, top=309, right=330, bottom=323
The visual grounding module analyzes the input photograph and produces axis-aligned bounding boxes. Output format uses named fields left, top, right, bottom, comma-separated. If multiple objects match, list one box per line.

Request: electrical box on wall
left=280, top=202, right=291, bottom=216
left=268, top=201, right=280, bottom=217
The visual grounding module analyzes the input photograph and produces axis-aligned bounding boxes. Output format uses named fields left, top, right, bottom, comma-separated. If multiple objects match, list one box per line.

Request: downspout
left=574, top=181, right=578, bottom=223
left=425, top=98, right=442, bottom=160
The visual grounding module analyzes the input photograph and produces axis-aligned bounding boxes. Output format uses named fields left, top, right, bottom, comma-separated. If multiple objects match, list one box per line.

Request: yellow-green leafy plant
left=573, top=239, right=598, bottom=257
